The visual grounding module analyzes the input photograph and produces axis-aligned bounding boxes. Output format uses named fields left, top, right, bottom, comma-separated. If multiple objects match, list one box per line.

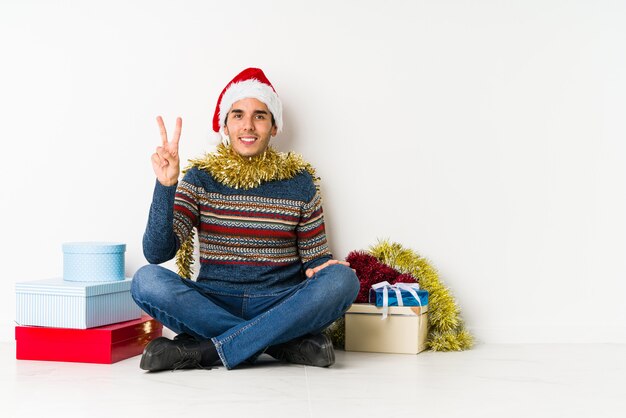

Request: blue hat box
left=63, top=242, right=126, bottom=282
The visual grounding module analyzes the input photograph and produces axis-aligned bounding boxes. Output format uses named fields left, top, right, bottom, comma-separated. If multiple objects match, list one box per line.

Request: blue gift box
left=369, top=286, right=429, bottom=307
left=63, top=242, right=126, bottom=282
left=15, top=277, right=141, bottom=329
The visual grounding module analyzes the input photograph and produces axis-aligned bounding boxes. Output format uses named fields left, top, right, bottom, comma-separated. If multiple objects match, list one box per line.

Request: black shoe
left=173, top=332, right=195, bottom=341
left=140, top=337, right=216, bottom=372
left=267, top=334, right=335, bottom=367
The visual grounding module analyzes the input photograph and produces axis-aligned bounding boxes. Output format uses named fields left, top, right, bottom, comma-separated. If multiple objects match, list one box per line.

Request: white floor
left=1, top=342, right=625, bottom=418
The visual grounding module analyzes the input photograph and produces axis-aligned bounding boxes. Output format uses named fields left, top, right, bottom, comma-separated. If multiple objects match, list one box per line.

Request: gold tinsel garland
left=175, top=144, right=318, bottom=279
left=185, top=143, right=318, bottom=190
left=325, top=240, right=473, bottom=351
left=370, top=240, right=473, bottom=351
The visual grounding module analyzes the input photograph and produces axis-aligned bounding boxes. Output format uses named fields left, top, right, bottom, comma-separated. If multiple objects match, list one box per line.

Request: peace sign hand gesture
left=152, top=116, right=182, bottom=187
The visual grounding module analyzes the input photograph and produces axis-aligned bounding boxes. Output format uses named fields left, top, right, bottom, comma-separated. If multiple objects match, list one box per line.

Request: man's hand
left=152, top=116, right=182, bottom=187
left=305, top=259, right=353, bottom=278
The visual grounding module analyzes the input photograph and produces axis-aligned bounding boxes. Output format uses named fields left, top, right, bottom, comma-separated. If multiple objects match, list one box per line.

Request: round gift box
left=63, top=242, right=126, bottom=282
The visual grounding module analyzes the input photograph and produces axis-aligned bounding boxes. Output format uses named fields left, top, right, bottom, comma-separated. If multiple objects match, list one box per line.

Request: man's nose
left=242, top=115, right=255, bottom=130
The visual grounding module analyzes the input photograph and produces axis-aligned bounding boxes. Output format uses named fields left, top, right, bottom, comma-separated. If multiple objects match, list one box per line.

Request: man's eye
left=255, top=115, right=265, bottom=119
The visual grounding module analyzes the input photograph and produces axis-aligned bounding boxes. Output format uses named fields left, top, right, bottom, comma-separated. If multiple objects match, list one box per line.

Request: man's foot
left=140, top=336, right=218, bottom=371
left=266, top=333, right=335, bottom=367
left=173, top=332, right=195, bottom=341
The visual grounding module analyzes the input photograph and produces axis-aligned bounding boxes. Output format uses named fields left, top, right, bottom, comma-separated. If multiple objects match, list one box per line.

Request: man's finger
left=157, top=116, right=168, bottom=146
left=156, top=146, right=175, bottom=162
left=171, top=117, right=182, bottom=147
left=309, top=260, right=351, bottom=276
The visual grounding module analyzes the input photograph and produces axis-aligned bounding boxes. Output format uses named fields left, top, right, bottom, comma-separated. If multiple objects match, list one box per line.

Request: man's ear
left=271, top=125, right=278, bottom=137
left=223, top=124, right=230, bottom=136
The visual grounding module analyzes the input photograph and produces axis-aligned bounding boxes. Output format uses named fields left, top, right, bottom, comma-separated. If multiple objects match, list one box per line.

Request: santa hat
left=212, top=68, right=283, bottom=137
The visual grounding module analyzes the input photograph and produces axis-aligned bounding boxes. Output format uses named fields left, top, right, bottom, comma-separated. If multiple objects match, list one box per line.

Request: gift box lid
left=15, top=277, right=132, bottom=297
left=94, top=315, right=162, bottom=341
left=15, top=315, right=162, bottom=344
left=62, top=242, right=126, bottom=254
left=347, top=303, right=428, bottom=316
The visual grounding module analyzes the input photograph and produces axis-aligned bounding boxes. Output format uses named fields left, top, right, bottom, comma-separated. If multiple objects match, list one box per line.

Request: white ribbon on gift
left=371, top=281, right=422, bottom=320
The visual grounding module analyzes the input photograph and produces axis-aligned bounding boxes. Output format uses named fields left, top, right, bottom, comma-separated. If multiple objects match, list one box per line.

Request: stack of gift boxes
left=344, top=282, right=430, bottom=354
left=14, top=242, right=162, bottom=364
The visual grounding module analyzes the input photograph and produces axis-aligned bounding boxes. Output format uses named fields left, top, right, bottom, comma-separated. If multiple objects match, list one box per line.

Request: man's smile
left=239, top=136, right=257, bottom=144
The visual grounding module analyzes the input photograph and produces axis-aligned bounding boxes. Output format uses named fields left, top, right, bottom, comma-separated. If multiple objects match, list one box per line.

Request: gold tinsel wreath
left=325, top=239, right=473, bottom=351
left=175, top=144, right=319, bottom=279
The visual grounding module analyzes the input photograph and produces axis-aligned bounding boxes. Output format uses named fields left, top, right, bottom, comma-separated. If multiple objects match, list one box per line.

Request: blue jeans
left=131, top=264, right=359, bottom=369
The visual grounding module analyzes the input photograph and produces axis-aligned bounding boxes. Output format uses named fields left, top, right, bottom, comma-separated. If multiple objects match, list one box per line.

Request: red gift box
left=15, top=315, right=163, bottom=364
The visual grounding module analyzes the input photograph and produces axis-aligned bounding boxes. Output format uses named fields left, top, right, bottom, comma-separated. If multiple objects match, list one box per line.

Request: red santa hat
left=212, top=68, right=283, bottom=137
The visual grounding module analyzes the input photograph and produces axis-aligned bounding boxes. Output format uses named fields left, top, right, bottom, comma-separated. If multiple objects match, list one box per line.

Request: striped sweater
left=143, top=167, right=332, bottom=291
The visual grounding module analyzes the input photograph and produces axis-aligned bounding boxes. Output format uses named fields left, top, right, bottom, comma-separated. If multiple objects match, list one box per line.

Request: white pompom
left=204, top=131, right=222, bottom=153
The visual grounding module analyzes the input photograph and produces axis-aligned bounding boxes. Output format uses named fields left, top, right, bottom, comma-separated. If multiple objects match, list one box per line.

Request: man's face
left=224, top=98, right=277, bottom=158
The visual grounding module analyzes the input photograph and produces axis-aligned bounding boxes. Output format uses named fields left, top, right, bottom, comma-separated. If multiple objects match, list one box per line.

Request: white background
left=1, top=0, right=624, bottom=344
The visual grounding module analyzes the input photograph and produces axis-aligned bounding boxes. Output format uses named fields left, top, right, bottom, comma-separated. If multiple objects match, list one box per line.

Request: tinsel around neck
left=184, top=143, right=318, bottom=190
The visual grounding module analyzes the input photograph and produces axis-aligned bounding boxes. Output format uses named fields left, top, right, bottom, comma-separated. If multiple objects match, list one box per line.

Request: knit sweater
left=143, top=167, right=332, bottom=291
